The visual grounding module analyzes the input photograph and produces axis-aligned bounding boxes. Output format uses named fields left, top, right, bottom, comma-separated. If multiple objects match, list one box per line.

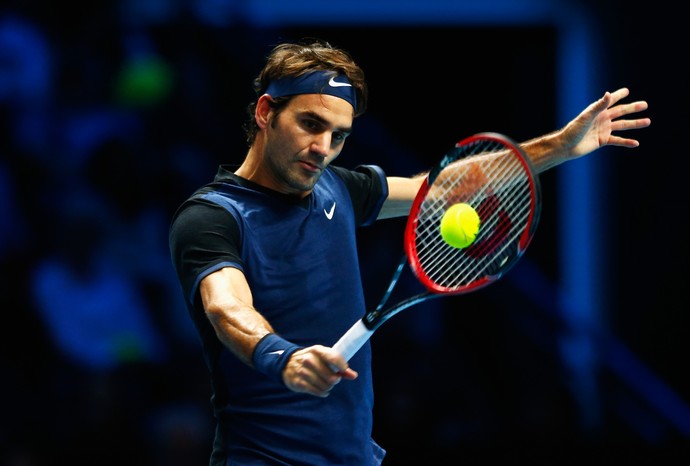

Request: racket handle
left=332, top=319, right=375, bottom=362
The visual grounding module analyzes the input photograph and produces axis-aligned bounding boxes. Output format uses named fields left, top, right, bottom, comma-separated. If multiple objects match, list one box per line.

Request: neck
left=234, top=145, right=262, bottom=182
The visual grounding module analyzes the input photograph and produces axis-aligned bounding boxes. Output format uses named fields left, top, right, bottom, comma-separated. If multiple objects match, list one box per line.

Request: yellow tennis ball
left=440, top=203, right=480, bottom=249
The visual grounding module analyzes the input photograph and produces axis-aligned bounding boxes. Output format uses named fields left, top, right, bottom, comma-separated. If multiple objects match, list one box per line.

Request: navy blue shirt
left=169, top=164, right=388, bottom=465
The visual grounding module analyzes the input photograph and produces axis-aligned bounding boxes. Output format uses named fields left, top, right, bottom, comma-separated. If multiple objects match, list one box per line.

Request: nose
left=310, top=132, right=331, bottom=156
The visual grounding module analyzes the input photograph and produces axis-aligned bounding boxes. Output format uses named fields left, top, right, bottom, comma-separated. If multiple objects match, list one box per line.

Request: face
left=261, top=93, right=353, bottom=196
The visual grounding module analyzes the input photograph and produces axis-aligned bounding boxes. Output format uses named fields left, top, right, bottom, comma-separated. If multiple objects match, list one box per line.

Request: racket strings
left=414, top=140, right=534, bottom=290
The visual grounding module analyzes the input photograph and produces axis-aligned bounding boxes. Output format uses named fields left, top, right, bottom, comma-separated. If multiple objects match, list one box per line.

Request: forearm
left=518, top=87, right=651, bottom=172
left=200, top=267, right=275, bottom=367
left=519, top=128, right=570, bottom=173
left=204, top=295, right=275, bottom=366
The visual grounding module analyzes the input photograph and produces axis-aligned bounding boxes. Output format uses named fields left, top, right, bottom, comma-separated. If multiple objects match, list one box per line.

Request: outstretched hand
left=562, top=87, right=651, bottom=160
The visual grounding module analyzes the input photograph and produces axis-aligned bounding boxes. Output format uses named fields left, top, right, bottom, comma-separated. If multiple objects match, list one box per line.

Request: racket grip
left=332, top=319, right=375, bottom=362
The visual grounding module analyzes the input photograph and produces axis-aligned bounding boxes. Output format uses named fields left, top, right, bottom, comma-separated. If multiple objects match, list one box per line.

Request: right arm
left=200, top=266, right=357, bottom=397
left=200, top=266, right=273, bottom=365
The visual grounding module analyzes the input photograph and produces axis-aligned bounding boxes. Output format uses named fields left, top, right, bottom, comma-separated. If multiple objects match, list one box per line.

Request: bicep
left=200, top=266, right=253, bottom=311
left=378, top=175, right=425, bottom=219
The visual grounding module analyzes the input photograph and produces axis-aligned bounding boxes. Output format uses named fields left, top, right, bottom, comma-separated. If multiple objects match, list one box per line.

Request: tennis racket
left=333, top=132, right=542, bottom=361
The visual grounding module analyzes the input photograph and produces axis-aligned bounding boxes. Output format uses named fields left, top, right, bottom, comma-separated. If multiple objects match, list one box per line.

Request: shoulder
left=326, top=165, right=388, bottom=226
left=328, top=164, right=386, bottom=187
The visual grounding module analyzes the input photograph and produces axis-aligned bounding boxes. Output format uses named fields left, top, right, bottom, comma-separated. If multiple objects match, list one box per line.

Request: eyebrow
left=303, top=110, right=353, bottom=135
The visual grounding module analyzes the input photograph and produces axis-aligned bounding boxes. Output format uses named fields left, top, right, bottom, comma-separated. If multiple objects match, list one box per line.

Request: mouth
left=298, top=160, right=324, bottom=174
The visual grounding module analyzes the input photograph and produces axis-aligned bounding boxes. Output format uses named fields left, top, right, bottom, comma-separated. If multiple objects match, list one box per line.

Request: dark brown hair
left=243, top=38, right=368, bottom=146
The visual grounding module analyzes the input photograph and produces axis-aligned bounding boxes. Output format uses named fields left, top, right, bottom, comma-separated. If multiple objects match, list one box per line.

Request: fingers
left=611, top=117, right=651, bottom=132
left=607, top=115, right=651, bottom=147
left=608, top=100, right=649, bottom=120
left=283, top=346, right=357, bottom=397
left=608, top=91, right=651, bottom=145
left=608, top=87, right=630, bottom=103
left=607, top=135, right=641, bottom=148
left=605, top=89, right=651, bottom=146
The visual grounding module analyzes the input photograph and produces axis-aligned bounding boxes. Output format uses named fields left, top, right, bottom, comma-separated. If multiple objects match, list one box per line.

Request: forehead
left=286, top=93, right=354, bottom=126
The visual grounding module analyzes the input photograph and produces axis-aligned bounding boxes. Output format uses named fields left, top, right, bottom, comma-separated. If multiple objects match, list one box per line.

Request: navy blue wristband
left=252, top=333, right=301, bottom=383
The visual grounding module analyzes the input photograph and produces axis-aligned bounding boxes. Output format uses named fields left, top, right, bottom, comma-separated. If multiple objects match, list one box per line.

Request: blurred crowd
left=0, top=2, right=269, bottom=464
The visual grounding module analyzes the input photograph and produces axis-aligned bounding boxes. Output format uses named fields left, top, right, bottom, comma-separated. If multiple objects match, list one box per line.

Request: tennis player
left=168, top=38, right=650, bottom=465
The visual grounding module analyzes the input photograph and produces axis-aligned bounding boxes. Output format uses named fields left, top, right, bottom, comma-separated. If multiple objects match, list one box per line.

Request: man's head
left=243, top=38, right=368, bottom=147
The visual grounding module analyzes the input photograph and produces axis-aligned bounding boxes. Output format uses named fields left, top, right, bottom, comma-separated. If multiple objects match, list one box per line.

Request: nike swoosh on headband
left=265, top=70, right=357, bottom=109
left=328, top=76, right=352, bottom=88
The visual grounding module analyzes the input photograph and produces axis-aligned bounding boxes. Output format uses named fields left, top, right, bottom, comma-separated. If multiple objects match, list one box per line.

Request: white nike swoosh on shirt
left=328, top=76, right=352, bottom=88
left=324, top=202, right=336, bottom=220
left=267, top=350, right=285, bottom=356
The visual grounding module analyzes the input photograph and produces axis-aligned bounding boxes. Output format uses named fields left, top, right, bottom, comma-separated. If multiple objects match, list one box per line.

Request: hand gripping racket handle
left=332, top=319, right=374, bottom=362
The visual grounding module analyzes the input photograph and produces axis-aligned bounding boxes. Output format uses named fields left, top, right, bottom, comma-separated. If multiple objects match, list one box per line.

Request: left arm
left=377, top=174, right=425, bottom=219
left=520, top=87, right=650, bottom=172
left=378, top=87, right=650, bottom=219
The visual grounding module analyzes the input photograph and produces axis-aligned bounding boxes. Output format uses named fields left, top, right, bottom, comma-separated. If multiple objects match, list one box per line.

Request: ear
left=255, top=94, right=274, bottom=129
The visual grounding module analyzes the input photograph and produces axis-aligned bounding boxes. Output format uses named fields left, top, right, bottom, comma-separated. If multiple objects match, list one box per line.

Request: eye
left=302, top=119, right=319, bottom=131
left=332, top=132, right=347, bottom=145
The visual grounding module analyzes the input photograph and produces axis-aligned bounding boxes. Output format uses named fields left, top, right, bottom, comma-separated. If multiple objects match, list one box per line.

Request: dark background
left=1, top=0, right=686, bottom=465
